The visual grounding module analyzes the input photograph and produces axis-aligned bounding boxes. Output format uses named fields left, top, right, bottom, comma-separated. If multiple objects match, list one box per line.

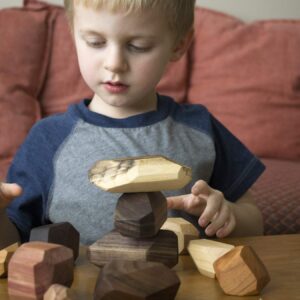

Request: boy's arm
left=0, top=183, right=22, bottom=249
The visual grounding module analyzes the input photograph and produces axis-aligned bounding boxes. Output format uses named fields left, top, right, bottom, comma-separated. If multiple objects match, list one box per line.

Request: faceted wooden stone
left=44, top=284, right=76, bottom=300
left=213, top=245, right=271, bottom=296
left=87, top=230, right=178, bottom=268
left=89, top=155, right=192, bottom=193
left=30, top=222, right=80, bottom=260
left=161, top=217, right=199, bottom=254
left=0, top=243, right=19, bottom=278
left=94, top=260, right=180, bottom=300
left=115, top=192, right=167, bottom=238
left=8, top=242, right=74, bottom=300
left=187, top=239, right=234, bottom=278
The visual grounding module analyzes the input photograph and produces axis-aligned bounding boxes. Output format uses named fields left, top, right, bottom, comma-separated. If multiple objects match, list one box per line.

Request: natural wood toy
left=94, top=260, right=180, bottom=300
left=87, top=230, right=178, bottom=268
left=0, top=242, right=18, bottom=278
left=213, top=245, right=270, bottom=296
left=30, top=222, right=80, bottom=261
left=44, top=284, right=77, bottom=300
left=89, top=155, right=192, bottom=193
left=161, top=217, right=199, bottom=254
left=8, top=242, right=74, bottom=300
left=115, top=191, right=167, bottom=238
left=187, top=239, right=234, bottom=278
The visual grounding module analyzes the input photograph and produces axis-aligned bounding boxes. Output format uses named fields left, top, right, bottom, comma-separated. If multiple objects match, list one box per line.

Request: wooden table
left=1, top=234, right=299, bottom=299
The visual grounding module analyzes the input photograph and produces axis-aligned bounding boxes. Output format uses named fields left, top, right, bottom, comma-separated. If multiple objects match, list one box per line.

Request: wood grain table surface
left=1, top=234, right=299, bottom=299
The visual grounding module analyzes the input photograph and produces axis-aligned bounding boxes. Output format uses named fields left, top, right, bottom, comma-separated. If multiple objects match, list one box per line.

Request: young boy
left=0, top=0, right=264, bottom=247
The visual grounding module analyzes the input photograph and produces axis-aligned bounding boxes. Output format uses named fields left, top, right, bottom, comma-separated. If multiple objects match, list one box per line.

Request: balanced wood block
left=30, top=222, right=80, bottom=261
left=213, top=245, right=270, bottom=296
left=8, top=242, right=74, bottom=300
left=94, top=260, right=180, bottom=300
left=0, top=243, right=19, bottom=278
left=161, top=217, right=199, bottom=254
left=187, top=239, right=234, bottom=278
left=89, top=155, right=192, bottom=192
left=87, top=230, right=178, bottom=268
left=44, top=284, right=76, bottom=300
left=115, top=192, right=167, bottom=238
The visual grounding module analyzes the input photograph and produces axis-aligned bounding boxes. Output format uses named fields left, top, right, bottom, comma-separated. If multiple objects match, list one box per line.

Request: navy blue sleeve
left=209, top=115, right=265, bottom=202
left=6, top=112, right=76, bottom=242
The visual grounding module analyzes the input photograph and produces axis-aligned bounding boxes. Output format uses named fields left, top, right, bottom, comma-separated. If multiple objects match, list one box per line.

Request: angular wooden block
left=187, top=239, right=234, bottom=278
left=161, top=218, right=199, bottom=255
left=30, top=222, right=80, bottom=261
left=115, top=192, right=167, bottom=238
left=8, top=242, right=74, bottom=300
left=89, top=155, right=192, bottom=192
left=0, top=243, right=19, bottom=278
left=87, top=230, right=178, bottom=268
left=44, top=284, right=76, bottom=300
left=94, top=260, right=180, bottom=300
left=213, top=245, right=270, bottom=296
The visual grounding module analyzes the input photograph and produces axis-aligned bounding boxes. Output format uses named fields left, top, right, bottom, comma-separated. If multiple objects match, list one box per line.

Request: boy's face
left=73, top=3, right=181, bottom=117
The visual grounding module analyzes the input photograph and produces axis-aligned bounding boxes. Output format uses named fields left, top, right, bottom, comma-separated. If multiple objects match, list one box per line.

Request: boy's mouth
left=103, top=81, right=129, bottom=94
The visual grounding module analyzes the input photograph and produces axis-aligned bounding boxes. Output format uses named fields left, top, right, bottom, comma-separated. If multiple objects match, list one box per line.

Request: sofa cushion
left=0, top=2, right=53, bottom=180
left=188, top=8, right=300, bottom=160
left=253, top=158, right=300, bottom=235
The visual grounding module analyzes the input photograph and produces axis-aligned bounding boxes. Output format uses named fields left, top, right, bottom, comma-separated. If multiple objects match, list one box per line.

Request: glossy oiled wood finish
left=1, top=235, right=299, bottom=300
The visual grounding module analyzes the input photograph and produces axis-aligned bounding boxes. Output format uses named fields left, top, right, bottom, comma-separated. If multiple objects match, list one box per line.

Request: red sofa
left=0, top=0, right=299, bottom=235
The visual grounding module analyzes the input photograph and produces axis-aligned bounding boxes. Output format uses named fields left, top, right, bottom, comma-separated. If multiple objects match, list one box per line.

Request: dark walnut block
left=8, top=242, right=74, bottom=300
left=29, top=222, right=80, bottom=261
left=213, top=245, right=270, bottom=296
left=87, top=230, right=178, bottom=268
left=115, top=192, right=167, bottom=238
left=94, top=260, right=180, bottom=300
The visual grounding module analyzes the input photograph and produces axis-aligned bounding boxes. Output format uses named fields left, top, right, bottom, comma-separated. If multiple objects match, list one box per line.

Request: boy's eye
left=128, top=44, right=151, bottom=52
left=86, top=40, right=105, bottom=48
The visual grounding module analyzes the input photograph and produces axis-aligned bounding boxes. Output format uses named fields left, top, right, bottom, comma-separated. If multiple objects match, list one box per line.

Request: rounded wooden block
left=213, top=245, right=271, bottom=296
left=30, top=222, right=80, bottom=261
left=44, top=284, right=75, bottom=300
left=94, top=260, right=180, bottom=300
left=88, top=155, right=192, bottom=192
left=115, top=192, right=167, bottom=238
left=8, top=242, right=74, bottom=300
left=87, top=230, right=178, bottom=268
left=0, top=243, right=18, bottom=278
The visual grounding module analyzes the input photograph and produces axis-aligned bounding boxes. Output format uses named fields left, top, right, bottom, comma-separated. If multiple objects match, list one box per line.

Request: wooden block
left=30, top=222, right=80, bottom=261
left=44, top=284, right=76, bottom=300
left=88, top=155, right=192, bottom=192
left=213, top=245, right=270, bottom=296
left=94, top=260, right=180, bottom=300
left=87, top=230, right=178, bottom=268
left=115, top=192, right=167, bottom=238
left=187, top=239, right=234, bottom=278
left=0, top=243, right=19, bottom=278
left=8, top=242, right=74, bottom=300
left=161, top=218, right=199, bottom=255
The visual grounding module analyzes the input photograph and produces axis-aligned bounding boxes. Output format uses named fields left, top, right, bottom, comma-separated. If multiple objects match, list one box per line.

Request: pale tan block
left=161, top=218, right=199, bottom=254
left=187, top=239, right=234, bottom=278
left=0, top=243, right=19, bottom=278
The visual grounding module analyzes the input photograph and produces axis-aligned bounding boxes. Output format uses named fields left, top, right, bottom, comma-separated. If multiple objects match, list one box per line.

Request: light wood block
left=213, top=245, right=270, bottom=296
left=94, top=260, right=180, bottom=300
left=87, top=230, right=178, bottom=268
left=30, top=222, right=80, bottom=261
left=44, top=284, right=77, bottom=300
left=161, top=218, right=199, bottom=255
left=8, top=242, right=74, bottom=300
left=187, top=239, right=234, bottom=278
left=88, top=155, right=192, bottom=192
left=0, top=243, right=19, bottom=278
left=115, top=192, right=167, bottom=238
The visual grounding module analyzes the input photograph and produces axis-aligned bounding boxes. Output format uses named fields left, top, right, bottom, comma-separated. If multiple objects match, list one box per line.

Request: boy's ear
left=170, top=28, right=194, bottom=61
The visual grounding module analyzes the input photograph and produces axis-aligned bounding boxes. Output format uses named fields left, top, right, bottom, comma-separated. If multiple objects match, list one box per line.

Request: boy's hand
left=167, top=180, right=236, bottom=238
left=0, top=182, right=22, bottom=210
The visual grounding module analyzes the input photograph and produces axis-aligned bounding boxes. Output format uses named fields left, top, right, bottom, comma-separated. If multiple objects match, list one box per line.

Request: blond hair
left=64, top=0, right=195, bottom=42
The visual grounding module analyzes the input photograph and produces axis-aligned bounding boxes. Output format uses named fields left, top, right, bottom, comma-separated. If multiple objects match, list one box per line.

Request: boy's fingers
left=0, top=183, right=22, bottom=202
left=191, top=180, right=210, bottom=196
left=166, top=195, right=187, bottom=210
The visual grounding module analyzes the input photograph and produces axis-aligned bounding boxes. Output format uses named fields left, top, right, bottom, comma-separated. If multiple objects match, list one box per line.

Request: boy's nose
left=104, top=47, right=128, bottom=73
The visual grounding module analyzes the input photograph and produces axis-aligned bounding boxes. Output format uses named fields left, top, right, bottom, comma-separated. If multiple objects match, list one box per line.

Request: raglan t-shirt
left=6, top=94, right=265, bottom=244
